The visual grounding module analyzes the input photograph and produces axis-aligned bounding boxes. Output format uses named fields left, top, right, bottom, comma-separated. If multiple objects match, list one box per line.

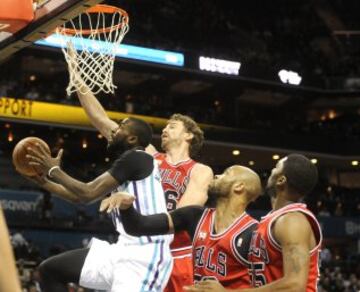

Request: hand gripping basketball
left=26, top=144, right=63, bottom=177
left=12, top=137, right=50, bottom=176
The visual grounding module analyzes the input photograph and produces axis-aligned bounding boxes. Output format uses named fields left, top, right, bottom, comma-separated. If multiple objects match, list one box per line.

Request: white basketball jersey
left=111, top=153, right=173, bottom=245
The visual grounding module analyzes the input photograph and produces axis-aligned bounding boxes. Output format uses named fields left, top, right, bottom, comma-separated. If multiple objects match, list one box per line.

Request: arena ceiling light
left=278, top=69, right=302, bottom=85
left=199, top=56, right=241, bottom=76
left=232, top=150, right=240, bottom=156
left=272, top=154, right=280, bottom=160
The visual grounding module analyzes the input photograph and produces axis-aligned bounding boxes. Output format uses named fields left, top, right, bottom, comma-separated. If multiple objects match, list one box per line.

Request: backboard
left=0, top=0, right=102, bottom=63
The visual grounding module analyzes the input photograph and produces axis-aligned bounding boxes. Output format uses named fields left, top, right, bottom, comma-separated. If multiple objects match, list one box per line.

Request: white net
left=56, top=5, right=129, bottom=96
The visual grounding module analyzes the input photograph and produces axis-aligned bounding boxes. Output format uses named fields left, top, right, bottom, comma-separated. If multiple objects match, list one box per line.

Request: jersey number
left=249, top=262, right=266, bottom=287
left=165, top=190, right=180, bottom=211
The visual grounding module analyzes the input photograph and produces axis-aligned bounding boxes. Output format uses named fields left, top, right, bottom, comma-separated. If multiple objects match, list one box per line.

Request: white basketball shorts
left=79, top=237, right=173, bottom=292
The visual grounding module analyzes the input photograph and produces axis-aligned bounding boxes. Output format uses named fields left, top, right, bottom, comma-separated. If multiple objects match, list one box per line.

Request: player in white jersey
left=26, top=117, right=173, bottom=292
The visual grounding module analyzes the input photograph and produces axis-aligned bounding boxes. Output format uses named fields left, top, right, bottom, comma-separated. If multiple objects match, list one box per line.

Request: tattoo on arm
left=283, top=243, right=308, bottom=275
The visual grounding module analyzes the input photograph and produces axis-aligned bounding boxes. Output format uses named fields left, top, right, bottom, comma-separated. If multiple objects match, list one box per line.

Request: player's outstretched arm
left=24, top=174, right=83, bottom=204
left=120, top=205, right=174, bottom=236
left=44, top=181, right=83, bottom=203
left=241, top=212, right=313, bottom=292
left=42, top=179, right=85, bottom=204
left=68, top=43, right=118, bottom=141
left=43, top=169, right=118, bottom=204
left=26, top=145, right=119, bottom=203
left=177, top=163, right=213, bottom=208
left=117, top=203, right=203, bottom=237
left=0, top=207, right=21, bottom=292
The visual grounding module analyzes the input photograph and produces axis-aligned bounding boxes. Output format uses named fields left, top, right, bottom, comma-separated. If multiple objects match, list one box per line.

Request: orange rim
left=56, top=4, right=129, bottom=36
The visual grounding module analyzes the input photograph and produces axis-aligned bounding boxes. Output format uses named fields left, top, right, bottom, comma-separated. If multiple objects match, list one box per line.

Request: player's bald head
left=208, top=165, right=262, bottom=204
left=229, top=165, right=262, bottom=200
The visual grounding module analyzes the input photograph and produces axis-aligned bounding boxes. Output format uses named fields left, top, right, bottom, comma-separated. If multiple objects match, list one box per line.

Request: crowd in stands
left=1, top=77, right=360, bottom=146
left=7, top=193, right=114, bottom=291
left=318, top=246, right=360, bottom=292
left=11, top=230, right=96, bottom=291
left=319, top=265, right=360, bottom=292
left=116, top=0, right=360, bottom=89
left=306, top=184, right=360, bottom=218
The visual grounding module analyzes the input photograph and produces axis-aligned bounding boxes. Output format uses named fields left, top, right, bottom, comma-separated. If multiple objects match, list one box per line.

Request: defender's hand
left=99, top=192, right=135, bottom=213
left=184, top=280, right=227, bottom=292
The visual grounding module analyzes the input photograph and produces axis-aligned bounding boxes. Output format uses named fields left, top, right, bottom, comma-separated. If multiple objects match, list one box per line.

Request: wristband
left=48, top=166, right=60, bottom=178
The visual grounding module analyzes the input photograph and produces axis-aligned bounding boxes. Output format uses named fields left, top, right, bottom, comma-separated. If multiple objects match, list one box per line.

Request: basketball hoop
left=55, top=4, right=129, bottom=96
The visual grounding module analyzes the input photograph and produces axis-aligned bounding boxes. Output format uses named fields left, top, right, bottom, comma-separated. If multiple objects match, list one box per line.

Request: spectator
left=35, top=191, right=53, bottom=221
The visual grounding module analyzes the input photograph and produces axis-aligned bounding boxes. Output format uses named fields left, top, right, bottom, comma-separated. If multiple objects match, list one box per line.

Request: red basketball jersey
left=192, top=209, right=258, bottom=288
left=248, top=203, right=322, bottom=291
left=154, top=152, right=197, bottom=253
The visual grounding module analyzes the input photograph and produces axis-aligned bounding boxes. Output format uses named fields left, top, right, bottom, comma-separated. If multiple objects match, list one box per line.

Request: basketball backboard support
left=0, top=0, right=102, bottom=63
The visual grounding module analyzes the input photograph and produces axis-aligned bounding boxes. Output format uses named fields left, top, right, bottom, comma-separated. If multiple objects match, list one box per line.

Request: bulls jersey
left=248, top=203, right=322, bottom=291
left=192, top=209, right=258, bottom=288
left=110, top=150, right=173, bottom=245
left=154, top=152, right=197, bottom=253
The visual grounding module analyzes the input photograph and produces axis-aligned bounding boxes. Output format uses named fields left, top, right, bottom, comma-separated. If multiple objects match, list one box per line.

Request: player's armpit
left=177, top=164, right=213, bottom=208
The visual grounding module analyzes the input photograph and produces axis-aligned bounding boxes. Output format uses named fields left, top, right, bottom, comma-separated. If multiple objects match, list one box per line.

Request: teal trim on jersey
left=126, top=183, right=145, bottom=245
left=156, top=251, right=173, bottom=291
left=141, top=179, right=151, bottom=244
left=150, top=173, right=158, bottom=213
left=140, top=242, right=159, bottom=291
left=141, top=179, right=150, bottom=214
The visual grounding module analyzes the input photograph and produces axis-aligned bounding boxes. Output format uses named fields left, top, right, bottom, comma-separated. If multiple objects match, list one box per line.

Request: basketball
left=12, top=137, right=51, bottom=176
